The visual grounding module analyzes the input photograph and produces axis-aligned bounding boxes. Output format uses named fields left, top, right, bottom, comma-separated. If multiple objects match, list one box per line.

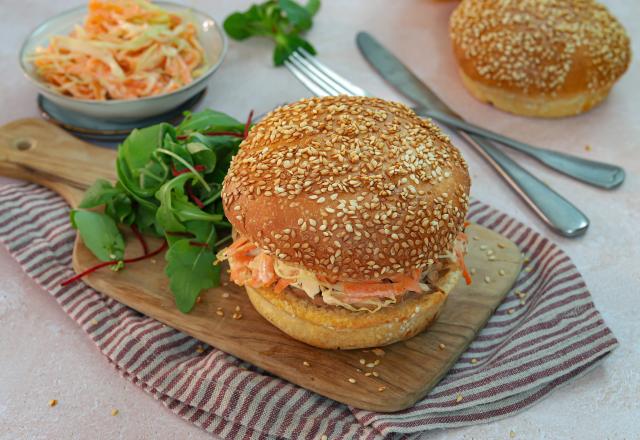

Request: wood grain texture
left=0, top=118, right=116, bottom=206
left=73, top=224, right=521, bottom=412
left=0, top=118, right=523, bottom=412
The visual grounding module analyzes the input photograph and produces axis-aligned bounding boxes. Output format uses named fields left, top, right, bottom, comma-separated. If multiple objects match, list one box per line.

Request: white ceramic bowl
left=19, top=2, right=227, bottom=121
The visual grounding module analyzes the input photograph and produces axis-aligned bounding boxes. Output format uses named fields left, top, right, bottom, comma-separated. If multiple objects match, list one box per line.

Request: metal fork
left=284, top=48, right=591, bottom=237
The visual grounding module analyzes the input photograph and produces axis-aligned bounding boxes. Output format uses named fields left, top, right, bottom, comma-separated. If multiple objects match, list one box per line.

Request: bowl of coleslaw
left=19, top=0, right=227, bottom=121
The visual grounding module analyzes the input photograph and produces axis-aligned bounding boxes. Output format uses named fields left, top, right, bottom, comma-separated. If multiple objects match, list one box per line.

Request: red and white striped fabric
left=0, top=183, right=617, bottom=439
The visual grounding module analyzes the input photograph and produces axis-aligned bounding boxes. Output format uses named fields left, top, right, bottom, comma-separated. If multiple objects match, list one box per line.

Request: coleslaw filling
left=29, top=0, right=207, bottom=100
left=217, top=232, right=469, bottom=313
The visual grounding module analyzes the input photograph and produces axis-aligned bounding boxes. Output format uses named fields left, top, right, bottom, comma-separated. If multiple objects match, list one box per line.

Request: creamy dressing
left=220, top=234, right=467, bottom=313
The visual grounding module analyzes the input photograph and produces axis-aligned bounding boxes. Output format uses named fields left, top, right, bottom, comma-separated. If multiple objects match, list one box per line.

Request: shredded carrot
left=30, top=0, right=207, bottom=100
left=455, top=233, right=472, bottom=285
left=248, top=253, right=277, bottom=288
left=221, top=233, right=471, bottom=302
left=342, top=281, right=407, bottom=299
left=273, top=278, right=293, bottom=293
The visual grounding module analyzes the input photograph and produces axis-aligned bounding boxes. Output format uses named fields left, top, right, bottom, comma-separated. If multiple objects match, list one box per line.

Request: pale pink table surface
left=1, top=1, right=638, bottom=439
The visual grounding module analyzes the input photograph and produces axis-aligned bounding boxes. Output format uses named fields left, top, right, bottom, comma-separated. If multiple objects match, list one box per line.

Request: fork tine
left=287, top=55, right=344, bottom=96
left=297, top=48, right=368, bottom=96
left=284, top=60, right=333, bottom=97
left=290, top=51, right=353, bottom=96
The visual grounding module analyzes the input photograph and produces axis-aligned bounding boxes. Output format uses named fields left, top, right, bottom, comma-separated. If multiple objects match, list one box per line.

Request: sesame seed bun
left=449, top=0, right=631, bottom=117
left=246, top=264, right=461, bottom=350
left=222, top=96, right=470, bottom=281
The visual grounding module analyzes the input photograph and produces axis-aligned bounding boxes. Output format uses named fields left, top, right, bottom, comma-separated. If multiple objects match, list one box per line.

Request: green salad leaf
left=70, top=210, right=125, bottom=262
left=79, top=179, right=121, bottom=208
left=223, top=0, right=321, bottom=66
left=165, top=224, right=219, bottom=313
left=71, top=109, right=246, bottom=312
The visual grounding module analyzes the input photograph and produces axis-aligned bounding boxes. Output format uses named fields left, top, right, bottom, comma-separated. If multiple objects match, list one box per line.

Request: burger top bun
left=222, top=96, right=470, bottom=281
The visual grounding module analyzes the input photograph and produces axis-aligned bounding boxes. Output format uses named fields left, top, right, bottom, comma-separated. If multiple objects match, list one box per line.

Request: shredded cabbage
left=29, top=0, right=208, bottom=100
left=223, top=234, right=468, bottom=313
left=274, top=258, right=430, bottom=313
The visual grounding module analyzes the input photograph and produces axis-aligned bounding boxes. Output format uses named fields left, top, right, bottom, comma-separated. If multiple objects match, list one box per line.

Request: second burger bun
left=449, top=0, right=631, bottom=118
left=222, top=96, right=470, bottom=349
left=246, top=265, right=461, bottom=350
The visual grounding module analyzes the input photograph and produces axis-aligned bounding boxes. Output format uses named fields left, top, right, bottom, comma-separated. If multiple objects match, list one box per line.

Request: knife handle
left=458, top=131, right=589, bottom=237
left=425, top=109, right=625, bottom=190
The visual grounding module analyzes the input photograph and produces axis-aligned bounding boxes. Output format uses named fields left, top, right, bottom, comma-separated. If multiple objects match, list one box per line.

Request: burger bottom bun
left=245, top=267, right=461, bottom=350
left=459, top=69, right=611, bottom=118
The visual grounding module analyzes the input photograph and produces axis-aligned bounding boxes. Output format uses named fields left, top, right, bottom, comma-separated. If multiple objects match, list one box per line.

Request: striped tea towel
left=0, top=182, right=617, bottom=439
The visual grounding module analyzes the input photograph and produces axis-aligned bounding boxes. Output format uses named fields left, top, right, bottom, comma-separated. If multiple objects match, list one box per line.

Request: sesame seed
left=484, top=276, right=492, bottom=283
left=348, top=378, right=357, bottom=384
left=359, top=359, right=365, bottom=365
left=451, top=0, right=630, bottom=94
left=48, top=399, right=58, bottom=407
left=222, top=292, right=230, bottom=298
left=378, top=386, right=386, bottom=392
left=499, top=269, right=506, bottom=276
left=508, top=308, right=515, bottom=315
left=111, top=408, right=119, bottom=416
left=471, top=358, right=478, bottom=364
left=222, top=96, right=470, bottom=280
left=303, top=361, right=310, bottom=367
left=455, top=394, right=463, bottom=403
left=438, top=343, right=446, bottom=350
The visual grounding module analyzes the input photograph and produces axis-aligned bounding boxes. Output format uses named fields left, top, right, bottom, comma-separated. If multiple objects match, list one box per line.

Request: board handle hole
left=14, top=138, right=35, bottom=151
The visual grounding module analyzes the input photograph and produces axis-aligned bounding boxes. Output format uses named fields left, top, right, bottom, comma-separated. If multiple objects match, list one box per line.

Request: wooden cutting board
left=0, top=118, right=523, bottom=412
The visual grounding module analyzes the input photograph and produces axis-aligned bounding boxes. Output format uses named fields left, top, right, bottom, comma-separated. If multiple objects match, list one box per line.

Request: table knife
left=356, top=31, right=589, bottom=237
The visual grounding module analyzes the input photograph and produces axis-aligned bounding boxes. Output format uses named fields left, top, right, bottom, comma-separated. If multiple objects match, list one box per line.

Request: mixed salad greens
left=69, top=109, right=250, bottom=313
left=224, top=0, right=321, bottom=65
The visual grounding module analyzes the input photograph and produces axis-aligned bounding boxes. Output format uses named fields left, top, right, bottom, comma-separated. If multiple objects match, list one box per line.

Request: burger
left=218, top=96, right=471, bottom=349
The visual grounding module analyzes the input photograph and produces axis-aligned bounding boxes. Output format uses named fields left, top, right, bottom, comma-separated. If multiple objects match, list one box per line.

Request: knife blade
left=356, top=31, right=589, bottom=237
left=356, top=32, right=458, bottom=117
left=356, top=32, right=623, bottom=190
